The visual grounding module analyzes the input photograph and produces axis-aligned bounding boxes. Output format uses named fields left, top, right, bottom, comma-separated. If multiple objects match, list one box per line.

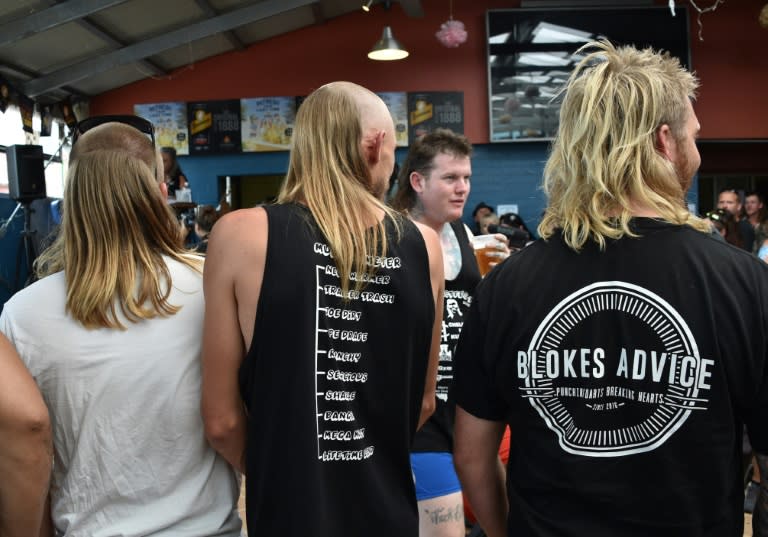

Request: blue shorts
left=410, top=452, right=462, bottom=501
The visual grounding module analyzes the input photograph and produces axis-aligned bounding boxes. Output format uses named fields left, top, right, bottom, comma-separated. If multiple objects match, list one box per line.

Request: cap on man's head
left=472, top=202, right=493, bottom=217
left=500, top=212, right=522, bottom=227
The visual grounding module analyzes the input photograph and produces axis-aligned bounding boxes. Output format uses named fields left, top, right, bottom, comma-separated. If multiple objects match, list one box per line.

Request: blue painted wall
left=180, top=141, right=556, bottom=234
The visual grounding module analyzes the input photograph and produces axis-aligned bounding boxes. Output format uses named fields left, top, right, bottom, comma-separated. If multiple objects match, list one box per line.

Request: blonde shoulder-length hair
left=35, top=146, right=201, bottom=329
left=278, top=82, right=401, bottom=297
left=538, top=40, right=710, bottom=250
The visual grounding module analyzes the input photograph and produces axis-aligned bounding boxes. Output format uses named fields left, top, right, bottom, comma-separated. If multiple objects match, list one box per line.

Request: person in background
left=745, top=191, right=767, bottom=255
left=392, top=128, right=483, bottom=537
left=0, top=332, right=51, bottom=537
left=0, top=117, right=241, bottom=536
left=745, top=191, right=766, bottom=230
left=499, top=212, right=533, bottom=240
left=453, top=40, right=768, bottom=537
left=478, top=212, right=500, bottom=236
left=717, top=187, right=754, bottom=252
left=193, top=204, right=218, bottom=254
left=471, top=201, right=493, bottom=235
left=161, top=146, right=188, bottom=198
left=706, top=208, right=743, bottom=249
left=201, top=81, right=444, bottom=537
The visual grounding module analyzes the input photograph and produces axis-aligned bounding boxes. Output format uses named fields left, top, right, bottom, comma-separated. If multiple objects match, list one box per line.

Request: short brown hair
left=391, top=128, right=472, bottom=212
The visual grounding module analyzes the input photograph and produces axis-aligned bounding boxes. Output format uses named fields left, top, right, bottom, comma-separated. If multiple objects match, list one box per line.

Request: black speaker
left=6, top=144, right=46, bottom=203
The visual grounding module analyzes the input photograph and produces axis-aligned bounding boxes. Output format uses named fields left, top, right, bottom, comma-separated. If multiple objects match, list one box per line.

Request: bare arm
left=754, top=453, right=768, bottom=536
left=201, top=208, right=267, bottom=473
left=0, top=333, right=52, bottom=537
left=414, top=221, right=444, bottom=430
left=454, top=405, right=507, bottom=537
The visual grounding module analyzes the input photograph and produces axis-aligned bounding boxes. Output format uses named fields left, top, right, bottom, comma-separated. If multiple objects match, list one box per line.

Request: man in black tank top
left=201, top=81, right=445, bottom=537
left=392, top=129, right=508, bottom=537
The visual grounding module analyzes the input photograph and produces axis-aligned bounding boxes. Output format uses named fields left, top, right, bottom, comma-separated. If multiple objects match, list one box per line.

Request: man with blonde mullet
left=0, top=119, right=241, bottom=536
left=453, top=40, right=768, bottom=537
left=202, top=81, right=444, bottom=537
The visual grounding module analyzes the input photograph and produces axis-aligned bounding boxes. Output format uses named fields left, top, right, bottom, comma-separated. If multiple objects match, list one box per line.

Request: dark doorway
left=217, top=174, right=285, bottom=210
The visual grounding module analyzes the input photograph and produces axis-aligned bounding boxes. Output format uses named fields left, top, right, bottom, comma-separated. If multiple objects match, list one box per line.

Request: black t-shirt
left=412, top=219, right=481, bottom=452
left=239, top=203, right=434, bottom=537
left=454, top=218, right=768, bottom=537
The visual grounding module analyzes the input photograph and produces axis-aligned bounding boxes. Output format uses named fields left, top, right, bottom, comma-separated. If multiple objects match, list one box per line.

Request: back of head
left=36, top=122, right=198, bottom=329
left=392, top=128, right=473, bottom=212
left=279, top=81, right=401, bottom=296
left=196, top=204, right=218, bottom=233
left=539, top=40, right=708, bottom=250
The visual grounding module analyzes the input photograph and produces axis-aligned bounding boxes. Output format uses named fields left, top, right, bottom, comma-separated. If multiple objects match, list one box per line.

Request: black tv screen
left=487, top=6, right=691, bottom=142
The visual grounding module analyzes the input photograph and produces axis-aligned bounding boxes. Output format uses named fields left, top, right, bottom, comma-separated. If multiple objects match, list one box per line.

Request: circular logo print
left=522, top=281, right=711, bottom=457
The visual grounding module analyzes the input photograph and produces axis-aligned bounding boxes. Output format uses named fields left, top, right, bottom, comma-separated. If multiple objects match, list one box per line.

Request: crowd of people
left=1, top=39, right=767, bottom=537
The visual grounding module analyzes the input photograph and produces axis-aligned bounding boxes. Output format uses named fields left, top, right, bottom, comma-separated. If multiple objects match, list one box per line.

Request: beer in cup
left=471, top=234, right=503, bottom=276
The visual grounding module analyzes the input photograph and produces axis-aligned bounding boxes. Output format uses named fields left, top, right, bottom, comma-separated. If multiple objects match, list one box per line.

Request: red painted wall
left=91, top=0, right=768, bottom=142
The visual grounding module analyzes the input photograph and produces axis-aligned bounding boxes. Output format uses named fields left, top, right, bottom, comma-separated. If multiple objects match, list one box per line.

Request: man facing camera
left=453, top=40, right=768, bottom=537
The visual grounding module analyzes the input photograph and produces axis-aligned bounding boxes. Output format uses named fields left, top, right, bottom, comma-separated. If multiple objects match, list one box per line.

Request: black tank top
left=239, top=202, right=434, bottom=537
left=412, top=219, right=481, bottom=452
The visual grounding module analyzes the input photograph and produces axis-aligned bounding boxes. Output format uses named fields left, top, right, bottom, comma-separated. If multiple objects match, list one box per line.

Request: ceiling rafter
left=46, top=0, right=167, bottom=78
left=0, top=0, right=129, bottom=49
left=22, top=0, right=318, bottom=97
left=0, top=61, right=86, bottom=102
left=397, top=0, right=424, bottom=18
left=193, top=0, right=246, bottom=51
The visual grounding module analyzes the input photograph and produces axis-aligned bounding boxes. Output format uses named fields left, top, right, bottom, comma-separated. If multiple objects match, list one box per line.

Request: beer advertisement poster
left=134, top=102, right=189, bottom=155
left=187, top=99, right=242, bottom=155
left=376, top=92, right=409, bottom=147
left=241, top=97, right=296, bottom=152
left=407, top=91, right=464, bottom=140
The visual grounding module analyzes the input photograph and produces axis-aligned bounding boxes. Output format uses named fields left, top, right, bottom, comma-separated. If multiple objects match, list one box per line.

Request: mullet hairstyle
left=391, top=128, right=473, bottom=212
left=35, top=149, right=201, bottom=329
left=538, top=40, right=710, bottom=251
left=278, top=84, right=401, bottom=297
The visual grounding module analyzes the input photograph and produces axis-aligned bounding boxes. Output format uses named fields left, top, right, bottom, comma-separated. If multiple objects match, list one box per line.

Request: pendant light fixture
left=366, top=0, right=408, bottom=61
left=368, top=26, right=409, bottom=60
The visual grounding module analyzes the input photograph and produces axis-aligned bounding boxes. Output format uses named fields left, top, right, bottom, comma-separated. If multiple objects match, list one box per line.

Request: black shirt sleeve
left=452, top=277, right=508, bottom=421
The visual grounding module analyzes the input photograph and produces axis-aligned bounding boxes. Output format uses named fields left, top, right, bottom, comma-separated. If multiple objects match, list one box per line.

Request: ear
left=363, top=130, right=385, bottom=165
left=410, top=171, right=425, bottom=193
left=656, top=123, right=677, bottom=161
left=159, top=181, right=169, bottom=200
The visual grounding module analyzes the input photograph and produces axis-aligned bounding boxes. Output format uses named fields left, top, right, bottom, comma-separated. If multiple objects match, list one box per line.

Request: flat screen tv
left=487, top=6, right=691, bottom=142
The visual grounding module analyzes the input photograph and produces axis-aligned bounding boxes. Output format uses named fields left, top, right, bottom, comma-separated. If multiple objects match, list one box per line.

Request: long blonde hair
left=35, top=124, right=200, bottom=329
left=279, top=82, right=401, bottom=297
left=538, top=40, right=710, bottom=250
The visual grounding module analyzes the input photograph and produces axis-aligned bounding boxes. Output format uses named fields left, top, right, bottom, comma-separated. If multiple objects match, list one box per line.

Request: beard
left=673, top=141, right=699, bottom=193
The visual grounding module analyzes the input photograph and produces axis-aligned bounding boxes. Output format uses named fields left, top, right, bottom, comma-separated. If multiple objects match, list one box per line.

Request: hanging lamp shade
left=368, top=26, right=409, bottom=61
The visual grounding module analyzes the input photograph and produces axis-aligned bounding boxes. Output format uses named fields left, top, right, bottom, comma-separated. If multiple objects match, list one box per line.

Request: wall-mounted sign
left=187, top=99, right=241, bottom=155
left=241, top=97, right=296, bottom=152
left=407, top=91, right=464, bottom=140
left=134, top=101, right=189, bottom=155
left=377, top=92, right=409, bottom=147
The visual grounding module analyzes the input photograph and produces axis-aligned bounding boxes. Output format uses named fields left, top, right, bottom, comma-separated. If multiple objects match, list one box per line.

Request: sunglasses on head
left=72, top=115, right=155, bottom=147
